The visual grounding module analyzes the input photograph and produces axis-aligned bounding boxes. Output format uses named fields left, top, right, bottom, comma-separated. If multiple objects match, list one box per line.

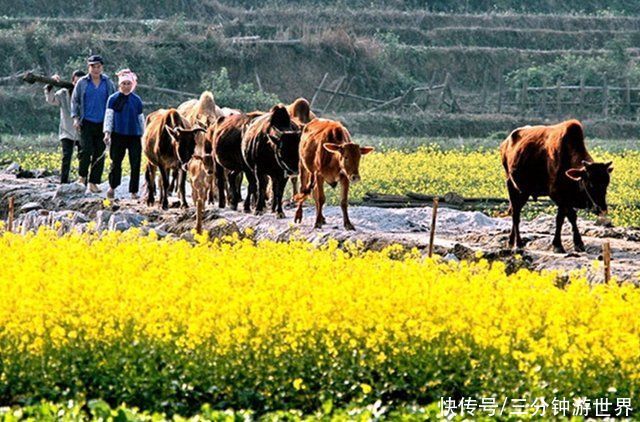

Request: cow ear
left=324, top=143, right=342, bottom=154
left=566, top=167, right=586, bottom=181
left=359, top=146, right=374, bottom=155
left=605, top=161, right=614, bottom=173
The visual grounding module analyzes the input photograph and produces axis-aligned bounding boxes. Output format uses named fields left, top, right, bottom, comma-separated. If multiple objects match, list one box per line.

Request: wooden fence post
left=322, top=75, right=346, bottom=114
left=195, top=199, right=203, bottom=235
left=310, top=72, right=329, bottom=110
left=428, top=197, right=439, bottom=258
left=7, top=196, right=14, bottom=233
left=603, top=242, right=611, bottom=283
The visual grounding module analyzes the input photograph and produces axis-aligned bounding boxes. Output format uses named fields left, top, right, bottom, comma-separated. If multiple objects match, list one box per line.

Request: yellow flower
left=360, top=383, right=372, bottom=395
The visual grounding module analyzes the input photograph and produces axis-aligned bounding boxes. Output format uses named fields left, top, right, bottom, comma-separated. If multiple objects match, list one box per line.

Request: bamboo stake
left=603, top=242, right=611, bottom=283
left=7, top=197, right=15, bottom=233
left=195, top=199, right=204, bottom=235
left=428, top=197, right=439, bottom=258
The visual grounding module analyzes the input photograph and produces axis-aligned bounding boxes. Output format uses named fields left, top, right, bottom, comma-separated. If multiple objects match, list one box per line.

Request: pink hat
left=116, top=69, right=137, bottom=91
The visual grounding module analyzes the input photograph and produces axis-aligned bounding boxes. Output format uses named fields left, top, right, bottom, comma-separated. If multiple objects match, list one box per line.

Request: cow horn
left=581, top=160, right=593, bottom=167
left=604, top=161, right=613, bottom=168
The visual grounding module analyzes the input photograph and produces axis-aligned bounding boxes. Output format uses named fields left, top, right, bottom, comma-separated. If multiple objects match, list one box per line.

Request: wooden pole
left=310, top=72, right=329, bottom=109
left=322, top=75, right=346, bottom=114
left=334, top=76, right=354, bottom=111
left=195, top=199, right=203, bottom=235
left=603, top=242, right=611, bottom=283
left=625, top=74, right=631, bottom=116
left=428, top=197, right=439, bottom=258
left=540, top=78, right=548, bottom=116
left=254, top=70, right=263, bottom=92
left=7, top=196, right=14, bottom=233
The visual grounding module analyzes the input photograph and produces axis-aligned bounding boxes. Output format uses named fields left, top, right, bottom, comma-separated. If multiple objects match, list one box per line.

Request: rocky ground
left=1, top=171, right=639, bottom=283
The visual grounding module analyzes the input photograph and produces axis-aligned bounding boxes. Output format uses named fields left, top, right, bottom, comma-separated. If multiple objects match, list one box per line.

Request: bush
left=200, top=67, right=281, bottom=111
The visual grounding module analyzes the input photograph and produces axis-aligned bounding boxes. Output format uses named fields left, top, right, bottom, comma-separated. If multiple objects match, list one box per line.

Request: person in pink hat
left=103, top=69, right=145, bottom=200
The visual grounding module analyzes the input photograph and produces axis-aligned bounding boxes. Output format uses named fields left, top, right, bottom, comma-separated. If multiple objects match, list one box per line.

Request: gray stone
left=53, top=182, right=86, bottom=200
left=4, top=162, right=21, bottom=174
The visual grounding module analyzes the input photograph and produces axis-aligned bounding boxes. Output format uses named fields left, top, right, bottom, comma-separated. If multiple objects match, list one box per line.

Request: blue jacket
left=103, top=92, right=145, bottom=136
left=70, top=74, right=116, bottom=121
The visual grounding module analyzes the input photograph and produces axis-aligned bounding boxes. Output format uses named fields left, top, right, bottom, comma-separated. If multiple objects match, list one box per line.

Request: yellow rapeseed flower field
left=0, top=228, right=638, bottom=415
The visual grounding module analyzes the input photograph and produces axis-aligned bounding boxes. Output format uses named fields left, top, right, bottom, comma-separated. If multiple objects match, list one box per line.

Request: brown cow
left=500, top=119, right=613, bottom=253
left=143, top=108, right=205, bottom=210
left=187, top=153, right=215, bottom=207
left=294, top=118, right=373, bottom=230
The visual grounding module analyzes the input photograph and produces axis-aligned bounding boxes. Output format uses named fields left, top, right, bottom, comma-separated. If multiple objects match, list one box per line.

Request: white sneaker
left=78, top=176, right=87, bottom=185
left=88, top=183, right=101, bottom=193
left=106, top=188, right=115, bottom=199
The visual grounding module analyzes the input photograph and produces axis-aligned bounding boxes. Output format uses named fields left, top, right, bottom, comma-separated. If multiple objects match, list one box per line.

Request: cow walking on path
left=500, top=119, right=613, bottom=253
left=294, top=118, right=373, bottom=230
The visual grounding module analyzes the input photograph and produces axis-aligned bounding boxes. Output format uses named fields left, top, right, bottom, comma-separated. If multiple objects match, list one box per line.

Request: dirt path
left=2, top=173, right=639, bottom=282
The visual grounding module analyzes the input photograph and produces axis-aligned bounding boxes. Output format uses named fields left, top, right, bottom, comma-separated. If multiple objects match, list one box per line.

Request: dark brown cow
left=210, top=112, right=264, bottom=211
left=294, top=118, right=373, bottom=230
left=143, top=108, right=205, bottom=210
left=241, top=105, right=302, bottom=217
left=500, top=119, right=613, bottom=253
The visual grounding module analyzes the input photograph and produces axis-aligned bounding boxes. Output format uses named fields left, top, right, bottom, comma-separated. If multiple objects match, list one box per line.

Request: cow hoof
left=553, top=245, right=566, bottom=254
left=180, top=203, right=189, bottom=210
left=276, top=211, right=286, bottom=219
left=314, top=222, right=323, bottom=229
left=254, top=210, right=264, bottom=216
left=574, top=242, right=586, bottom=252
left=344, top=223, right=355, bottom=231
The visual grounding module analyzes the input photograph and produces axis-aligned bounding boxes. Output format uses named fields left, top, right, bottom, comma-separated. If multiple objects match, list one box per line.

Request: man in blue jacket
left=70, top=55, right=116, bottom=193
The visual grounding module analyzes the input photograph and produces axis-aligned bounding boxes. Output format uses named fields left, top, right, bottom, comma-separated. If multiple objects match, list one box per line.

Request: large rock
left=53, top=182, right=86, bottom=200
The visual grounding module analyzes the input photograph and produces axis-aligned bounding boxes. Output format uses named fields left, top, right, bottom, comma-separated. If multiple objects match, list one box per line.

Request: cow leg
left=552, top=207, right=567, bottom=254
left=178, top=169, right=189, bottom=209
left=243, top=168, right=256, bottom=213
left=216, top=162, right=227, bottom=209
left=294, top=167, right=310, bottom=224
left=566, top=207, right=585, bottom=252
left=291, top=175, right=299, bottom=200
left=272, top=174, right=286, bottom=219
left=229, top=171, right=242, bottom=211
left=145, top=163, right=157, bottom=206
left=506, top=180, right=527, bottom=249
left=339, top=176, right=354, bottom=231
left=158, top=166, right=170, bottom=210
left=313, top=175, right=326, bottom=229
left=255, top=171, right=268, bottom=216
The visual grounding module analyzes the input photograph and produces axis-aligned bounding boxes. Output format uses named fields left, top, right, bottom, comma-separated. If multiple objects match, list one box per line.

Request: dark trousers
left=78, top=119, right=106, bottom=184
left=60, top=138, right=81, bottom=184
left=108, top=132, right=142, bottom=194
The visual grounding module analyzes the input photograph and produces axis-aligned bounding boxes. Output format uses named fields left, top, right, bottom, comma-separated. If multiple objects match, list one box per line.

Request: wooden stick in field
left=7, top=196, right=15, bottom=233
left=603, top=242, right=611, bottom=283
left=195, top=199, right=204, bottom=235
left=428, top=197, right=439, bottom=258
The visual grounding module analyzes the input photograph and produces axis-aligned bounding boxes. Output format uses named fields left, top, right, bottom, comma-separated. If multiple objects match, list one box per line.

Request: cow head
left=565, top=160, right=613, bottom=215
left=191, top=153, right=216, bottom=176
left=323, top=143, right=374, bottom=183
left=165, top=124, right=206, bottom=170
left=268, top=125, right=302, bottom=175
left=265, top=105, right=302, bottom=175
